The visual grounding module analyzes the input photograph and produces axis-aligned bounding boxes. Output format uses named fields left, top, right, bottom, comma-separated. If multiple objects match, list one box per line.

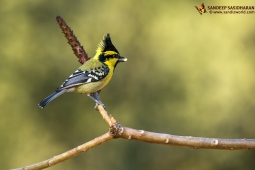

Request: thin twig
left=97, top=105, right=112, bottom=126
left=56, top=16, right=90, bottom=64
left=11, top=132, right=113, bottom=170
left=10, top=106, right=255, bottom=170
left=120, top=127, right=255, bottom=150
left=97, top=106, right=255, bottom=150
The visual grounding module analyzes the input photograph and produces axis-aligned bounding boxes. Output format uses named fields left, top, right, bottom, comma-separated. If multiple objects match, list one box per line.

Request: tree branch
left=97, top=105, right=113, bottom=126
left=11, top=132, right=113, bottom=170
left=11, top=106, right=255, bottom=170
left=96, top=106, right=255, bottom=150
left=119, top=127, right=255, bottom=150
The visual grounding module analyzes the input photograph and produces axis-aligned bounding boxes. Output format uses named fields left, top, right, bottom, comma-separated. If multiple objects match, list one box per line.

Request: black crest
left=97, top=34, right=119, bottom=53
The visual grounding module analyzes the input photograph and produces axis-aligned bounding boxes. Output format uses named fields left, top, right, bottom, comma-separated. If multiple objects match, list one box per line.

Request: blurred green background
left=1, top=0, right=255, bottom=169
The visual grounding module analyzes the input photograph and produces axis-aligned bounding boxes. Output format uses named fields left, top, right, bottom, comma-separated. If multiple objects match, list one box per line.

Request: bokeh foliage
left=1, top=0, right=255, bottom=169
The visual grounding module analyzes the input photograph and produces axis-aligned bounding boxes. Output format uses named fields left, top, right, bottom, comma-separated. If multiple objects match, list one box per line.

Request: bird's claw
left=88, top=92, right=106, bottom=110
left=94, top=102, right=106, bottom=111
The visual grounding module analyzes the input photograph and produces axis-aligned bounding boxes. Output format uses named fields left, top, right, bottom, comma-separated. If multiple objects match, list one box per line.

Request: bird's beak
left=118, top=56, right=127, bottom=62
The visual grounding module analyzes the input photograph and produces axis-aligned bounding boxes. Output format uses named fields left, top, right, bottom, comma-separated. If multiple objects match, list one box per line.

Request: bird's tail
left=38, top=89, right=67, bottom=108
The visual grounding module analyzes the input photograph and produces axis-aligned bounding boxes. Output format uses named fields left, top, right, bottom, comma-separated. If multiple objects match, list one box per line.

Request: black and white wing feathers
left=57, top=67, right=110, bottom=90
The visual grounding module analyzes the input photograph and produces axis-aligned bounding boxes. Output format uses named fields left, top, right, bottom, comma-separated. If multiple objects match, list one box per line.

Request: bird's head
left=96, top=34, right=127, bottom=68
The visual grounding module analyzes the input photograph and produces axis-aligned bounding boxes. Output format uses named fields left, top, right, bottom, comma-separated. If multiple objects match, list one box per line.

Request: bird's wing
left=57, top=67, right=110, bottom=90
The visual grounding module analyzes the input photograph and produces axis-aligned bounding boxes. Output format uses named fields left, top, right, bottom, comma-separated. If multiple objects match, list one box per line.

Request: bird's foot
left=87, top=92, right=106, bottom=111
left=94, top=102, right=106, bottom=111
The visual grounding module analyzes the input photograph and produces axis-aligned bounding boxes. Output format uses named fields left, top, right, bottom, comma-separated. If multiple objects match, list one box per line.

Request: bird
left=38, top=34, right=127, bottom=109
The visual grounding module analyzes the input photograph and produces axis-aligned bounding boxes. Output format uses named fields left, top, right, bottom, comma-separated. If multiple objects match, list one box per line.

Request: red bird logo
left=195, top=3, right=206, bottom=15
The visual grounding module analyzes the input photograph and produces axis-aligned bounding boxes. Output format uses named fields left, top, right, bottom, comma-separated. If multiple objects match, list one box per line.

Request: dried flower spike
left=56, top=16, right=90, bottom=64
